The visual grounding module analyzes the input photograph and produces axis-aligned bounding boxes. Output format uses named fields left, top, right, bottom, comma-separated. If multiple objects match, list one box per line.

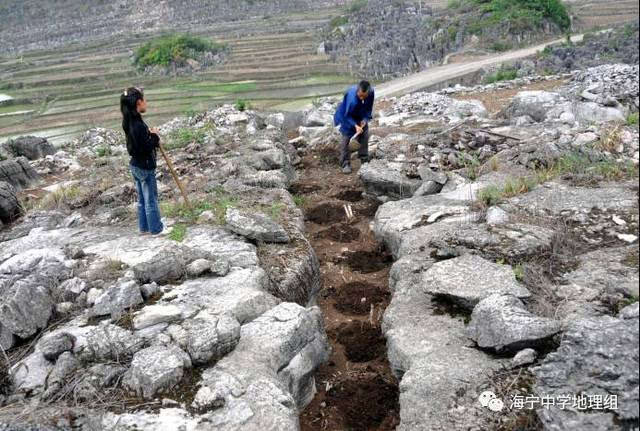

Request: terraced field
left=567, top=0, right=639, bottom=29
left=0, top=9, right=353, bottom=146
left=1, top=0, right=637, bottom=147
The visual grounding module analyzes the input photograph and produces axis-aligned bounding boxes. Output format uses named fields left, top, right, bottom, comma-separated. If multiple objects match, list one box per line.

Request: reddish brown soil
left=294, top=155, right=400, bottom=431
left=314, top=224, right=362, bottom=243
left=332, top=281, right=390, bottom=316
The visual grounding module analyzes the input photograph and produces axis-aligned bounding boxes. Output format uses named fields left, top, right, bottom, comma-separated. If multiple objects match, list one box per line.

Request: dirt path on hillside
left=293, top=155, right=400, bottom=430
left=377, top=33, right=587, bottom=98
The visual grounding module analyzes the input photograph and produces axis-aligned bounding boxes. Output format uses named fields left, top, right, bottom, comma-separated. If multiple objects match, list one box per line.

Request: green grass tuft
left=293, top=195, right=307, bottom=208
left=627, top=112, right=639, bottom=126
left=166, top=127, right=206, bottom=150
left=169, top=223, right=187, bottom=242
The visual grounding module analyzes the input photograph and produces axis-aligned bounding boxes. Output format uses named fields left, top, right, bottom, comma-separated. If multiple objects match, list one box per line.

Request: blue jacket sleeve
left=343, top=91, right=358, bottom=129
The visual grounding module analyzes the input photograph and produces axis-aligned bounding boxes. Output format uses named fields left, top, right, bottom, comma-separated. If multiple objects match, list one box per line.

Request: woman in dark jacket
left=120, top=87, right=164, bottom=235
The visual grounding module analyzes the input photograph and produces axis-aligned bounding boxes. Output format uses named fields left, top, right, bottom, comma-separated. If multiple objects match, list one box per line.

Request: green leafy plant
left=235, top=99, right=250, bottom=112
left=134, top=34, right=226, bottom=68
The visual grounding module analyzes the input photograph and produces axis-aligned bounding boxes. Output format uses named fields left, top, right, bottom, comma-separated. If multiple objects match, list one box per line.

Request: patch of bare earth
left=294, top=153, right=400, bottom=431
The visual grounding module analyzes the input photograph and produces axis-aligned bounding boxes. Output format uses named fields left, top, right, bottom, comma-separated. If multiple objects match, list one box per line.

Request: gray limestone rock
left=192, top=303, right=329, bottom=428
left=422, top=254, right=531, bottom=310
left=511, top=348, right=538, bottom=367
left=502, top=91, right=565, bottom=122
left=0, top=181, right=22, bottom=225
left=485, top=206, right=509, bottom=225
left=226, top=207, right=290, bottom=244
left=161, top=269, right=279, bottom=325
left=534, top=313, right=639, bottom=430
left=0, top=157, right=40, bottom=191
left=467, top=294, right=562, bottom=352
left=169, top=311, right=241, bottom=365
left=359, top=159, right=422, bottom=200
left=382, top=254, right=502, bottom=430
left=123, top=344, right=192, bottom=399
left=185, top=258, right=213, bottom=277
left=132, top=304, right=183, bottom=330
left=90, top=279, right=143, bottom=317
left=38, top=332, right=76, bottom=361
left=80, top=324, right=144, bottom=362
left=4, top=136, right=56, bottom=161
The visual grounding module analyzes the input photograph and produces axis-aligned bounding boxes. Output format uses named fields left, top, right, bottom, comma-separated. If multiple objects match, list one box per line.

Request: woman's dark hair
left=120, top=87, right=144, bottom=155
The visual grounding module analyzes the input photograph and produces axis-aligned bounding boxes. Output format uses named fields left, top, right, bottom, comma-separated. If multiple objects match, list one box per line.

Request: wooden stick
left=479, top=129, right=522, bottom=141
left=158, top=142, right=191, bottom=209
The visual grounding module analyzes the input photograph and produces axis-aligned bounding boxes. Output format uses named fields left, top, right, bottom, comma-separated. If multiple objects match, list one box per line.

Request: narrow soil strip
left=294, top=155, right=400, bottom=431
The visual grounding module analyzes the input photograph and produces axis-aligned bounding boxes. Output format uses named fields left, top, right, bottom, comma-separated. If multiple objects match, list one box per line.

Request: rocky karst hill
left=323, top=0, right=571, bottom=79
left=0, top=0, right=345, bottom=54
left=0, top=56, right=639, bottom=430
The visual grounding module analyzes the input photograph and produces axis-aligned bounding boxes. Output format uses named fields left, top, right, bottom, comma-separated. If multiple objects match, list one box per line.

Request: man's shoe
left=342, top=165, right=352, bottom=174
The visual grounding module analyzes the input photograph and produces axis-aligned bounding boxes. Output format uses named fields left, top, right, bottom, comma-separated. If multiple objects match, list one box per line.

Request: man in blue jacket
left=334, top=80, right=375, bottom=174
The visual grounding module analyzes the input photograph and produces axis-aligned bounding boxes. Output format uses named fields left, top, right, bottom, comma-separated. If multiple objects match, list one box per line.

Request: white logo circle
left=479, top=391, right=497, bottom=407
left=488, top=398, right=505, bottom=412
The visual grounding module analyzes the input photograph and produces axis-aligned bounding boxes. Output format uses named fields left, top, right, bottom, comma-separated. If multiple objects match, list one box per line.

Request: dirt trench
left=293, top=155, right=400, bottom=431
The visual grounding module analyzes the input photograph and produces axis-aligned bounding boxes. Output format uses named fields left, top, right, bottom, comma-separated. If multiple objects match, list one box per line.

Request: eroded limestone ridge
left=0, top=62, right=638, bottom=430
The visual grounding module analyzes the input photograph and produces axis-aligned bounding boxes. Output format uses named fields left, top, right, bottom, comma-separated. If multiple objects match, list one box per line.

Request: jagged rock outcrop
left=467, top=294, right=562, bottom=352
left=534, top=306, right=639, bottom=430
left=3, top=136, right=56, bottom=161
left=0, top=181, right=21, bottom=225
left=0, top=157, right=40, bottom=190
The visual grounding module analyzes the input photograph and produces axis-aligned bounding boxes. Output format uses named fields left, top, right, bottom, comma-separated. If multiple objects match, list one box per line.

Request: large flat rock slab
left=506, top=181, right=638, bottom=215
left=162, top=268, right=279, bottom=325
left=422, top=254, right=531, bottom=310
left=383, top=263, right=503, bottom=430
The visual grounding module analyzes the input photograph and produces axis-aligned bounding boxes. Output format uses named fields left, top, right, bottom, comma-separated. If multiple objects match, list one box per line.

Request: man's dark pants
left=340, top=125, right=369, bottom=168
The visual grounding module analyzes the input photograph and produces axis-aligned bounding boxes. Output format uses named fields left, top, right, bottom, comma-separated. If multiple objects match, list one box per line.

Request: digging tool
left=348, top=130, right=362, bottom=152
left=158, top=141, right=191, bottom=209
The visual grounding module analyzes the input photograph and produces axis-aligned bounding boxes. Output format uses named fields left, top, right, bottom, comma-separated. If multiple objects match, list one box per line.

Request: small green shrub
left=489, top=41, right=513, bottom=52
left=330, top=16, right=349, bottom=29
left=485, top=67, right=518, bottom=84
left=134, top=34, right=226, bottom=68
left=627, top=112, right=639, bottom=126
left=235, top=99, right=250, bottom=112
left=96, top=146, right=113, bottom=157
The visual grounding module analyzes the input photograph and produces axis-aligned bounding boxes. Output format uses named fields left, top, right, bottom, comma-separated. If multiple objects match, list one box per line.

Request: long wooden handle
left=158, top=142, right=191, bottom=209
